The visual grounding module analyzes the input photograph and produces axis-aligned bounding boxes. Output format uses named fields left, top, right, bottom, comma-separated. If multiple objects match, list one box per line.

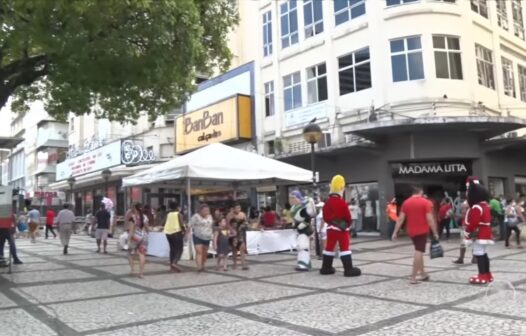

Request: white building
left=254, top=0, right=526, bottom=234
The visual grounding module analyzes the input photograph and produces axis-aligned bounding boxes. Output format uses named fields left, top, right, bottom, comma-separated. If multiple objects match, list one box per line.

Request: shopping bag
left=430, top=240, right=444, bottom=259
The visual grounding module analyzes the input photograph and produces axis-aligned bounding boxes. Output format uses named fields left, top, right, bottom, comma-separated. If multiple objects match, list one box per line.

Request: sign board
left=56, top=141, right=122, bottom=180
left=175, top=95, right=252, bottom=153
left=392, top=162, right=472, bottom=177
left=284, top=101, right=327, bottom=128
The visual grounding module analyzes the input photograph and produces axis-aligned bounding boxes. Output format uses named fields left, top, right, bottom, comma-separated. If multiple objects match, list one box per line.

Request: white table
left=145, top=229, right=297, bottom=259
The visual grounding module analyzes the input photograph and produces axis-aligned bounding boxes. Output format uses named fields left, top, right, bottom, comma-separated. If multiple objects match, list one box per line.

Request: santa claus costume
left=289, top=190, right=316, bottom=271
left=464, top=177, right=494, bottom=285
left=320, top=175, right=361, bottom=277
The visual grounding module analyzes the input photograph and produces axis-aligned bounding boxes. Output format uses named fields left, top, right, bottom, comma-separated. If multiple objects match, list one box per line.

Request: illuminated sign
left=175, top=95, right=252, bottom=153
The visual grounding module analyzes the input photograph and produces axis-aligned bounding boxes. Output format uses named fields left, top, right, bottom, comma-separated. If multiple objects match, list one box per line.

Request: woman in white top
left=189, top=204, right=214, bottom=272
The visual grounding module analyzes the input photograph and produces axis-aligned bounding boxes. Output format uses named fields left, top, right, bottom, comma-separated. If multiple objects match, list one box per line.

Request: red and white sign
left=56, top=141, right=121, bottom=180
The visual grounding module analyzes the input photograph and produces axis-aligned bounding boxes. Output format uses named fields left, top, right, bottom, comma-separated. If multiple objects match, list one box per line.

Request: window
left=390, top=36, right=424, bottom=82
left=262, top=11, right=273, bottom=57
left=280, top=0, right=298, bottom=49
left=471, top=0, right=488, bottom=18
left=306, top=63, right=328, bottom=104
left=475, top=44, right=495, bottom=89
left=518, top=64, right=526, bottom=102
left=283, top=72, right=302, bottom=111
left=386, top=0, right=419, bottom=6
left=502, top=57, right=516, bottom=98
left=334, top=0, right=366, bottom=26
left=433, top=35, right=463, bottom=80
left=264, top=81, right=275, bottom=117
left=512, top=0, right=525, bottom=40
left=496, top=0, right=509, bottom=30
left=266, top=140, right=275, bottom=155
left=303, top=0, right=323, bottom=38
left=338, top=47, right=371, bottom=95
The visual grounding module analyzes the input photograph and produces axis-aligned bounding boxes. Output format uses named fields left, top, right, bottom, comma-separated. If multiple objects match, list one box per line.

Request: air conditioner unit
left=319, top=132, right=332, bottom=149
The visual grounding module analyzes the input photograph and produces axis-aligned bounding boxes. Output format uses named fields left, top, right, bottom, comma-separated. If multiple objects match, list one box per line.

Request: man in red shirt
left=260, top=206, right=278, bottom=229
left=45, top=209, right=57, bottom=239
left=392, top=186, right=439, bottom=284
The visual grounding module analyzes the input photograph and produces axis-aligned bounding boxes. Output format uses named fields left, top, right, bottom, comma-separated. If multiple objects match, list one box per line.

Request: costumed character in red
left=320, top=175, right=361, bottom=277
left=464, top=176, right=494, bottom=285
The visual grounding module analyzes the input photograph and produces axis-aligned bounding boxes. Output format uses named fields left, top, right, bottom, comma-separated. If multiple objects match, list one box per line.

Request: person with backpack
left=504, top=199, right=524, bottom=249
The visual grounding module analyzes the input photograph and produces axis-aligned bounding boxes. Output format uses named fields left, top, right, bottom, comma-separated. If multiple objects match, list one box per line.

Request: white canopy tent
left=122, top=142, right=313, bottom=220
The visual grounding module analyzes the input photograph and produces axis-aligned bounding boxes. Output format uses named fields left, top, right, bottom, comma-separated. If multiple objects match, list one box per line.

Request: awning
left=0, top=136, right=24, bottom=149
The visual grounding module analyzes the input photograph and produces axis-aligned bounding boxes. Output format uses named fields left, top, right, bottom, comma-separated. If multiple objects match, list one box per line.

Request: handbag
left=430, top=239, right=444, bottom=259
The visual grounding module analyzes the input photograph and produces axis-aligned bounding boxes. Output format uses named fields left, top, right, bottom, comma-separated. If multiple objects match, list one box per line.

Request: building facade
left=254, top=0, right=526, bottom=234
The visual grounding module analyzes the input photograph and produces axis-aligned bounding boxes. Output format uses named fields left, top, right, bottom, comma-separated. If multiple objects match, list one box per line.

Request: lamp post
left=67, top=176, right=76, bottom=205
left=302, top=122, right=323, bottom=258
left=101, top=169, right=112, bottom=197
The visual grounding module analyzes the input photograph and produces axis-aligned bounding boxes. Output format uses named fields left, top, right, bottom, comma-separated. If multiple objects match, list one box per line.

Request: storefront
left=280, top=117, right=526, bottom=236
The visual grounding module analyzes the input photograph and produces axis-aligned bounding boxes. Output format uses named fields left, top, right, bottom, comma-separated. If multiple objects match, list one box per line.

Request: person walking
left=504, top=199, right=524, bottom=249
left=95, top=203, right=111, bottom=253
left=55, top=204, right=75, bottom=255
left=163, top=201, right=185, bottom=272
left=189, top=204, right=214, bottom=272
left=489, top=195, right=504, bottom=240
left=438, top=199, right=453, bottom=241
left=392, top=186, right=439, bottom=284
left=27, top=207, right=41, bottom=243
left=45, top=208, right=57, bottom=239
left=128, top=203, right=149, bottom=278
left=0, top=212, right=23, bottom=264
left=213, top=217, right=231, bottom=271
left=453, top=199, right=471, bottom=264
left=227, top=203, right=249, bottom=270
left=386, top=198, right=398, bottom=239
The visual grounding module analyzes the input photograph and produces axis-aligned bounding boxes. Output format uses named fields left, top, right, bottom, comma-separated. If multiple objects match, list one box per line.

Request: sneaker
left=453, top=259, right=464, bottom=264
left=13, top=259, right=23, bottom=265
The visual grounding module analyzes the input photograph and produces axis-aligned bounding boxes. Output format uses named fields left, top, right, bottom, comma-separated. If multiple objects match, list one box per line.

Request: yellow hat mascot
left=320, top=174, right=362, bottom=277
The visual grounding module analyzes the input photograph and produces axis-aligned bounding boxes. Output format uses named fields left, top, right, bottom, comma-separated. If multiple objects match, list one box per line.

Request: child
left=17, top=212, right=28, bottom=239
left=214, top=218, right=232, bottom=271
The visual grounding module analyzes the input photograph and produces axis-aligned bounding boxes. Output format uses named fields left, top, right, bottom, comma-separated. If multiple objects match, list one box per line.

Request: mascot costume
left=320, top=175, right=361, bottom=277
left=464, top=177, right=494, bottom=285
left=289, top=190, right=316, bottom=271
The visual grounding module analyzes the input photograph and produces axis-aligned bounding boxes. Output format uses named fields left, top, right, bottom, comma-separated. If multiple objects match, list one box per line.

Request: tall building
left=254, top=0, right=526, bottom=234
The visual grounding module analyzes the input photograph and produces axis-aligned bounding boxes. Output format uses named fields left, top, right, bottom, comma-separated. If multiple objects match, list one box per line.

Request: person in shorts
left=27, top=207, right=41, bottom=243
left=95, top=203, right=111, bottom=253
left=392, top=186, right=439, bottom=284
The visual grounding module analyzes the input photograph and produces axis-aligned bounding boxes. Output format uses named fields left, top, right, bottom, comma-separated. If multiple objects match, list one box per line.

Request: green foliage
left=0, top=0, right=238, bottom=122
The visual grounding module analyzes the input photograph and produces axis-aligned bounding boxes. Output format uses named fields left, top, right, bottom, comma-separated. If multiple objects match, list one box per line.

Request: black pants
left=505, top=225, right=521, bottom=247
left=45, top=225, right=57, bottom=238
left=439, top=219, right=450, bottom=240
left=0, top=228, right=19, bottom=261
left=166, top=232, right=184, bottom=264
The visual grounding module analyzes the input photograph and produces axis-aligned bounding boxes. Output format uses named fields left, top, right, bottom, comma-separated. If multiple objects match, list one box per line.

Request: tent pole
left=186, top=177, right=193, bottom=260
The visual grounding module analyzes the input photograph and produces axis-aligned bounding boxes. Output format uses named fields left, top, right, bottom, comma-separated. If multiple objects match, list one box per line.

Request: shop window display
left=345, top=182, right=380, bottom=232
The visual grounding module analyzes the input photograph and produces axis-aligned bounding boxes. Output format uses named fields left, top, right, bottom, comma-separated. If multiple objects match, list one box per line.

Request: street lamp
left=67, top=176, right=76, bottom=205
left=302, top=122, right=322, bottom=258
left=101, top=169, right=112, bottom=197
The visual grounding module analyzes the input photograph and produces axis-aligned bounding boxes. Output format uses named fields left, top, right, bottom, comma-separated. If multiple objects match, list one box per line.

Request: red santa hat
left=466, top=176, right=480, bottom=188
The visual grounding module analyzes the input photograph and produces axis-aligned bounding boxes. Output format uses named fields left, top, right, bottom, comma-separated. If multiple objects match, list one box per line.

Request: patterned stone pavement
left=1, top=235, right=525, bottom=336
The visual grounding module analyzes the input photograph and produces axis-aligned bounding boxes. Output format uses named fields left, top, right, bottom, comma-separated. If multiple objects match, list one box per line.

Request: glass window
left=518, top=64, right=526, bottom=102
left=334, top=0, right=366, bottom=26
left=386, top=0, right=419, bottom=6
left=307, top=63, right=328, bottom=104
left=304, top=0, right=324, bottom=38
left=264, top=81, right=275, bottom=117
left=512, top=0, right=525, bottom=40
left=262, top=11, right=273, bottom=57
left=433, top=35, right=463, bottom=80
left=502, top=57, right=516, bottom=98
left=471, top=0, right=488, bottom=18
left=280, top=0, right=299, bottom=49
left=475, top=44, right=495, bottom=89
left=496, top=0, right=509, bottom=31
left=345, top=182, right=380, bottom=232
left=338, top=47, right=371, bottom=95
left=390, top=36, right=424, bottom=82
left=283, top=71, right=302, bottom=111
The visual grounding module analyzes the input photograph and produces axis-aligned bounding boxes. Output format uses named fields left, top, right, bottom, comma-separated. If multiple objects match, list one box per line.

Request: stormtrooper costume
left=289, top=190, right=316, bottom=271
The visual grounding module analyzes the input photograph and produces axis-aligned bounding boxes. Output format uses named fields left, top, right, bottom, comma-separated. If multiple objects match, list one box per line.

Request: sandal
left=417, top=274, right=430, bottom=282
left=409, top=279, right=420, bottom=285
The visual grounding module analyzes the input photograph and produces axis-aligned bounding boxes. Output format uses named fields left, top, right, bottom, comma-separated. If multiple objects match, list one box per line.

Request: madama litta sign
left=392, top=162, right=471, bottom=176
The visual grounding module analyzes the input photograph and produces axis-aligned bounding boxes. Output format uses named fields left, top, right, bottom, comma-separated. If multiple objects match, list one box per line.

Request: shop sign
left=56, top=141, right=122, bottom=180
left=175, top=95, right=252, bottom=153
left=392, top=162, right=471, bottom=177
left=121, top=140, right=155, bottom=165
left=67, top=136, right=106, bottom=159
left=284, top=101, right=327, bottom=128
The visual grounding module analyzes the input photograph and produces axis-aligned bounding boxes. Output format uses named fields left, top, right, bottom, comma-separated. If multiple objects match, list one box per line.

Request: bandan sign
left=175, top=94, right=252, bottom=153
left=392, top=162, right=471, bottom=177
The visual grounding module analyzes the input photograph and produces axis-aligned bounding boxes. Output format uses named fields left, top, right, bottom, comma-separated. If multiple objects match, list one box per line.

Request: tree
left=0, top=0, right=238, bottom=122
